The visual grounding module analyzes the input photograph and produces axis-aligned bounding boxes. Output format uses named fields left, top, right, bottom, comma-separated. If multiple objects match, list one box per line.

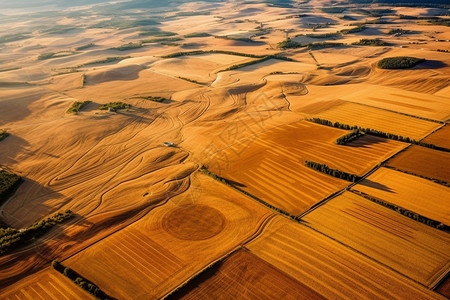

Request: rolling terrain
left=0, top=0, right=449, bottom=298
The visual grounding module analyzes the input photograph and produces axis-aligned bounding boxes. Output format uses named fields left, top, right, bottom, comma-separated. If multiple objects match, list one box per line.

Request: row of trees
left=351, top=190, right=449, bottom=231
left=52, top=261, right=114, bottom=299
left=278, top=39, right=346, bottom=50
left=0, top=210, right=73, bottom=255
left=0, top=170, right=21, bottom=204
left=352, top=39, right=387, bottom=46
left=305, top=161, right=360, bottom=182
left=336, top=129, right=365, bottom=145
left=307, top=118, right=448, bottom=152
left=224, top=54, right=293, bottom=71
left=162, top=50, right=265, bottom=59
left=199, top=167, right=295, bottom=219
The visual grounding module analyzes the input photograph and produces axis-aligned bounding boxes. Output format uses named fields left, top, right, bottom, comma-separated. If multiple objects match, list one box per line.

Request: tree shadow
left=0, top=87, right=42, bottom=126
left=223, top=177, right=247, bottom=188
left=1, top=178, right=73, bottom=228
left=0, top=134, right=32, bottom=165
left=414, top=60, right=447, bottom=70
left=359, top=179, right=394, bottom=193
left=344, top=135, right=390, bottom=149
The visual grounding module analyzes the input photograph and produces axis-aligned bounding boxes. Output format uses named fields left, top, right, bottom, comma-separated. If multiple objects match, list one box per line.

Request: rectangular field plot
left=423, top=124, right=450, bottom=150
left=2, top=269, right=94, bottom=300
left=302, top=191, right=450, bottom=287
left=387, top=145, right=450, bottom=183
left=246, top=216, right=447, bottom=300
left=210, top=121, right=405, bottom=216
left=353, top=167, right=450, bottom=225
left=310, top=101, right=441, bottom=140
left=65, top=174, right=274, bottom=299
left=340, top=84, right=450, bottom=121
left=168, top=249, right=324, bottom=300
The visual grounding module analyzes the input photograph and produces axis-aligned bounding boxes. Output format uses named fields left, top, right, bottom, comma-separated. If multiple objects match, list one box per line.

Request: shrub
left=140, top=96, right=167, bottom=102
left=66, top=101, right=91, bottom=114
left=0, top=210, right=73, bottom=255
left=38, top=52, right=56, bottom=60
left=352, top=39, right=387, bottom=46
left=99, top=102, right=131, bottom=110
left=388, top=28, right=412, bottom=35
left=0, top=130, right=9, bottom=142
left=75, top=43, right=95, bottom=51
left=340, top=24, right=366, bottom=34
left=184, top=32, right=211, bottom=38
left=0, top=170, right=21, bottom=204
left=0, top=33, right=31, bottom=44
left=140, top=37, right=182, bottom=44
left=305, top=32, right=341, bottom=38
left=278, top=39, right=305, bottom=49
left=378, top=56, right=425, bottom=69
left=111, top=42, right=143, bottom=51
left=79, top=56, right=130, bottom=67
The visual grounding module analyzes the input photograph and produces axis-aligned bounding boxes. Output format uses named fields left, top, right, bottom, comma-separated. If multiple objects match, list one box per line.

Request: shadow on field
left=415, top=60, right=447, bottom=70
left=359, top=179, right=394, bottom=193
left=345, top=135, right=390, bottom=148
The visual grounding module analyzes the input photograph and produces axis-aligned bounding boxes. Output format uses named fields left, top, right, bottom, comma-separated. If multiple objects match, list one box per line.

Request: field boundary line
left=161, top=247, right=242, bottom=299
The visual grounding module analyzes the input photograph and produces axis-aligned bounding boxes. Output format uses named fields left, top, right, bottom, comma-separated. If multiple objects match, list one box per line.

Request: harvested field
left=340, top=84, right=450, bottom=122
left=210, top=120, right=405, bottom=215
left=64, top=174, right=273, bottom=299
left=1, top=0, right=450, bottom=297
left=354, top=167, right=450, bottom=225
left=150, top=54, right=256, bottom=84
left=303, top=191, right=450, bottom=287
left=309, top=101, right=441, bottom=140
left=168, top=249, right=324, bottom=300
left=387, top=145, right=450, bottom=183
left=2, top=268, right=94, bottom=300
left=246, top=216, right=446, bottom=299
left=423, top=125, right=450, bottom=150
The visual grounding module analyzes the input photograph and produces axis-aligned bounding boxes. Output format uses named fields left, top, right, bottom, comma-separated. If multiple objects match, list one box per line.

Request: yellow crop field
left=354, top=167, right=450, bottom=225
left=340, top=84, right=450, bottom=121
left=302, top=191, right=450, bottom=287
left=310, top=101, right=441, bottom=140
left=210, top=121, right=405, bottom=215
left=168, top=249, right=325, bottom=299
left=64, top=174, right=274, bottom=299
left=246, top=216, right=446, bottom=299
left=387, top=145, right=450, bottom=183
left=2, top=269, right=94, bottom=300
left=423, top=124, right=450, bottom=150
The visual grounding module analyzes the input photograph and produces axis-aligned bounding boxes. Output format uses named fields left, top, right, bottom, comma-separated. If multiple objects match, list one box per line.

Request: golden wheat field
left=246, top=216, right=447, bottom=299
left=208, top=120, right=405, bottom=215
left=303, top=191, right=450, bottom=287
left=63, top=174, right=274, bottom=299
left=354, top=167, right=450, bottom=225
left=424, top=124, right=450, bottom=150
left=168, top=249, right=325, bottom=300
left=2, top=268, right=94, bottom=300
left=307, top=101, right=442, bottom=140
left=387, top=145, right=450, bottom=183
left=0, top=0, right=449, bottom=298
